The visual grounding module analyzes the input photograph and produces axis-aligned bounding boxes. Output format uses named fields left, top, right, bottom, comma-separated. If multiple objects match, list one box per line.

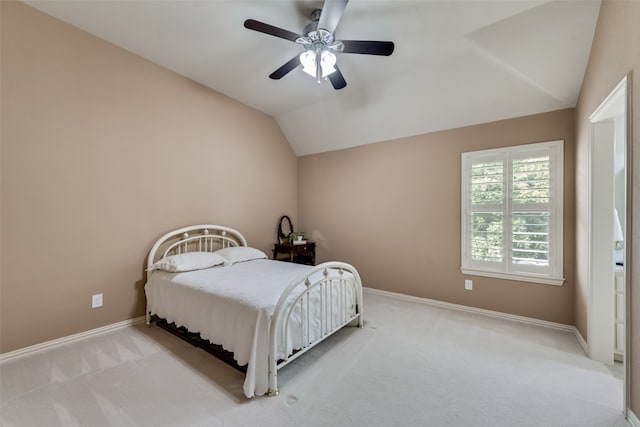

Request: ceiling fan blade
left=341, top=40, right=395, bottom=56
left=269, top=55, right=302, bottom=80
left=328, top=66, right=347, bottom=90
left=318, top=0, right=349, bottom=33
left=244, top=19, right=302, bottom=42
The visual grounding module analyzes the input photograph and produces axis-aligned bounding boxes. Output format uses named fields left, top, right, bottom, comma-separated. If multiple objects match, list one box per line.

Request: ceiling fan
left=244, top=0, right=395, bottom=90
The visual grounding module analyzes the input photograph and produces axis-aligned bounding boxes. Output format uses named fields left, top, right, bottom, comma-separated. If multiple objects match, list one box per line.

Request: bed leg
left=267, top=388, right=279, bottom=397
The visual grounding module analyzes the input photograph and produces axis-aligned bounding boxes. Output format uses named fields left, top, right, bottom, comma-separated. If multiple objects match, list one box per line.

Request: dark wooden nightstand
left=272, top=242, right=316, bottom=265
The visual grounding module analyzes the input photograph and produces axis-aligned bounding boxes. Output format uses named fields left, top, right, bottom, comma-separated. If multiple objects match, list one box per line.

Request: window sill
left=460, top=268, right=565, bottom=286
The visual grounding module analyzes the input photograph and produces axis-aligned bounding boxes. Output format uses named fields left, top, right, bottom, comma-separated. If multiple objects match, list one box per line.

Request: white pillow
left=215, top=246, right=268, bottom=266
left=148, top=252, right=226, bottom=273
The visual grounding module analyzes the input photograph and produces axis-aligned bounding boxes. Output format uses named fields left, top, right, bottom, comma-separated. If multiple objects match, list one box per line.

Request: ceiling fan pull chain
left=316, top=51, right=322, bottom=84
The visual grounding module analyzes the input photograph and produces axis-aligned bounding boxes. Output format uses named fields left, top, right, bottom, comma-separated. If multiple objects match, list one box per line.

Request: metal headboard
left=147, top=224, right=247, bottom=271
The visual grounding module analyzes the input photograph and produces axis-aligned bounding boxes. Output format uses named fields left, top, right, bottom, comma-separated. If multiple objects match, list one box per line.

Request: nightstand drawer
left=273, top=242, right=316, bottom=265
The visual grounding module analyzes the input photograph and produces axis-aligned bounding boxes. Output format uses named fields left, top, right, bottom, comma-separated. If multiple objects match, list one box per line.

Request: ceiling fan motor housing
left=298, top=9, right=343, bottom=54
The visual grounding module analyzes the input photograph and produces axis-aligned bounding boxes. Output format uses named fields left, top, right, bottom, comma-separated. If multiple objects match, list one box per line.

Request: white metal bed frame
left=145, top=224, right=364, bottom=397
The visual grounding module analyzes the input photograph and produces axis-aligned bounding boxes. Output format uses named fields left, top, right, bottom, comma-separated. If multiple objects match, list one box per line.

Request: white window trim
left=459, top=268, right=565, bottom=286
left=460, top=140, right=565, bottom=286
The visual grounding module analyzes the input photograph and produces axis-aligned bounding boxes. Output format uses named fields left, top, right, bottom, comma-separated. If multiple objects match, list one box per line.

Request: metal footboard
left=267, top=261, right=363, bottom=396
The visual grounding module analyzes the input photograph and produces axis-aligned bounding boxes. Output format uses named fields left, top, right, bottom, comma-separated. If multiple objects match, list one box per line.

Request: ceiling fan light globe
left=300, top=50, right=317, bottom=77
left=300, top=49, right=337, bottom=80
left=320, top=50, right=337, bottom=77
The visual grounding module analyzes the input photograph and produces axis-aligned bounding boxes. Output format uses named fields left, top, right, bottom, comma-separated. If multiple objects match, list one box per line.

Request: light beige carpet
left=0, top=290, right=629, bottom=427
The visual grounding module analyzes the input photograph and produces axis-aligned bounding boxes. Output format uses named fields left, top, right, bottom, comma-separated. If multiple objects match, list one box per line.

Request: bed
left=144, top=224, right=364, bottom=398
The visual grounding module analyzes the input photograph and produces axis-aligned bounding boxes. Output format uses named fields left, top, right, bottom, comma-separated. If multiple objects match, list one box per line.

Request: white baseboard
left=628, top=409, right=640, bottom=427
left=0, top=291, right=587, bottom=363
left=364, top=287, right=575, bottom=332
left=0, top=316, right=146, bottom=364
left=573, top=328, right=589, bottom=356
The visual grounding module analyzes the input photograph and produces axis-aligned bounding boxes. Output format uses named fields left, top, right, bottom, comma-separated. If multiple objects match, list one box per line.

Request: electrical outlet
left=92, top=293, right=103, bottom=308
left=464, top=279, right=473, bottom=291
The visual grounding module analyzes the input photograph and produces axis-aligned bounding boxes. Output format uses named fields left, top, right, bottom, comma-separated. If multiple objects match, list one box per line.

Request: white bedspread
left=144, top=259, right=355, bottom=398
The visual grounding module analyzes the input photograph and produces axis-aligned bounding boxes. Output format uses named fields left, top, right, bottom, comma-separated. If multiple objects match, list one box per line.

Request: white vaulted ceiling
left=24, top=0, right=601, bottom=156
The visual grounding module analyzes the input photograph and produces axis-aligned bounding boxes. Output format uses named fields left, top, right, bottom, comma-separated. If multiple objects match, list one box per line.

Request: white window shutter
left=461, top=141, right=564, bottom=285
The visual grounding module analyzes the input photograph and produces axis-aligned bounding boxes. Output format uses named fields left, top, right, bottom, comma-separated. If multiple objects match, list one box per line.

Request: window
left=461, top=140, right=564, bottom=285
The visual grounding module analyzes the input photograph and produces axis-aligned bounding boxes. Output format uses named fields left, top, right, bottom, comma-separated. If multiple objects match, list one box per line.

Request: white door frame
left=587, top=75, right=630, bottom=409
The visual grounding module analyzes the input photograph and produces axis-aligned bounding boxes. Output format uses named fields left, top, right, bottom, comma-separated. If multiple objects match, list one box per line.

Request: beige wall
left=0, top=2, right=298, bottom=353
left=573, top=0, right=640, bottom=415
left=299, top=109, right=576, bottom=325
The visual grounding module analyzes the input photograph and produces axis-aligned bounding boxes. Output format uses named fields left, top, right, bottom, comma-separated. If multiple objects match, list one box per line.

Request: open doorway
left=587, top=75, right=629, bottom=410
